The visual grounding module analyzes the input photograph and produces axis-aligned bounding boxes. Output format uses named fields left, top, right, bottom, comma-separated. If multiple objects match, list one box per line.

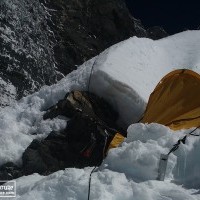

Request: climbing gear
left=88, top=58, right=97, bottom=93
left=87, top=166, right=97, bottom=200
left=157, top=126, right=200, bottom=181
left=80, top=57, right=97, bottom=116
left=87, top=130, right=109, bottom=200
left=167, top=135, right=187, bottom=155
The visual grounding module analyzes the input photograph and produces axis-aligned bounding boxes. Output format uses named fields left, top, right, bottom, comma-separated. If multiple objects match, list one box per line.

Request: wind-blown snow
left=1, top=30, right=200, bottom=199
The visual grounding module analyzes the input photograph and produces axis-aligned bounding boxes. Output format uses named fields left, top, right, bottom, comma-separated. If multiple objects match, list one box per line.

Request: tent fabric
left=108, top=133, right=125, bottom=149
left=141, top=69, right=200, bottom=130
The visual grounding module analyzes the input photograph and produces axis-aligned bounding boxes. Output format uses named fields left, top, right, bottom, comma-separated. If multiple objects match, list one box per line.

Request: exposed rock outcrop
left=147, top=26, right=168, bottom=40
left=0, top=0, right=167, bottom=106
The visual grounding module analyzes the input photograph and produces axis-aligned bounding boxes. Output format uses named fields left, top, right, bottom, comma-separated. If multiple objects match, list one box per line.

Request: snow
left=1, top=30, right=200, bottom=199
left=9, top=124, right=200, bottom=200
left=0, top=77, right=16, bottom=107
left=89, top=31, right=200, bottom=126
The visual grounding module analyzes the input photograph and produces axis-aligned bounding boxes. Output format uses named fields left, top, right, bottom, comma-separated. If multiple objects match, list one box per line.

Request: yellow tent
left=109, top=69, right=200, bottom=149
left=141, top=69, right=200, bottom=130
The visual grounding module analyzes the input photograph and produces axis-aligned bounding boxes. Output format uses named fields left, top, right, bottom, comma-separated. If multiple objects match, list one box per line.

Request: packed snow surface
left=10, top=124, right=200, bottom=200
left=1, top=30, right=200, bottom=199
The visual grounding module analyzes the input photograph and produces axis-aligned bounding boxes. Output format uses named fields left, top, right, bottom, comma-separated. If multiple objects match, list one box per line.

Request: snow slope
left=1, top=30, right=200, bottom=199
left=10, top=124, right=200, bottom=200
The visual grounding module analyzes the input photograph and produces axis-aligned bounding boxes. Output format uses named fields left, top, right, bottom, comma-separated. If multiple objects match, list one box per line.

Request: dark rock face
left=0, top=0, right=61, bottom=104
left=0, top=162, right=22, bottom=180
left=40, top=0, right=149, bottom=75
left=0, top=0, right=167, bottom=106
left=147, top=26, right=168, bottom=40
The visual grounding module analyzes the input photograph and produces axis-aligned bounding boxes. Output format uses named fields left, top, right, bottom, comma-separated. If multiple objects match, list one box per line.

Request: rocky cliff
left=0, top=0, right=167, bottom=106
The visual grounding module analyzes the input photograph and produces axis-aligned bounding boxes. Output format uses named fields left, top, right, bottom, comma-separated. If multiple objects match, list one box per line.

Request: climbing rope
left=88, top=58, right=97, bottom=93
left=80, top=57, right=97, bottom=114
left=87, top=131, right=108, bottom=200
left=87, top=166, right=97, bottom=200
left=167, top=125, right=200, bottom=155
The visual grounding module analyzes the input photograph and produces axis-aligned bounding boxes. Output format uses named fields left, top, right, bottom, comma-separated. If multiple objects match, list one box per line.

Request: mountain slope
left=1, top=30, right=200, bottom=199
left=0, top=0, right=167, bottom=107
left=1, top=30, right=200, bottom=164
left=0, top=0, right=60, bottom=105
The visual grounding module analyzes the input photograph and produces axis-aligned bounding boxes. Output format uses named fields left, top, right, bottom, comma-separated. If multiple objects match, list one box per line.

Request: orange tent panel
left=141, top=69, right=200, bottom=130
